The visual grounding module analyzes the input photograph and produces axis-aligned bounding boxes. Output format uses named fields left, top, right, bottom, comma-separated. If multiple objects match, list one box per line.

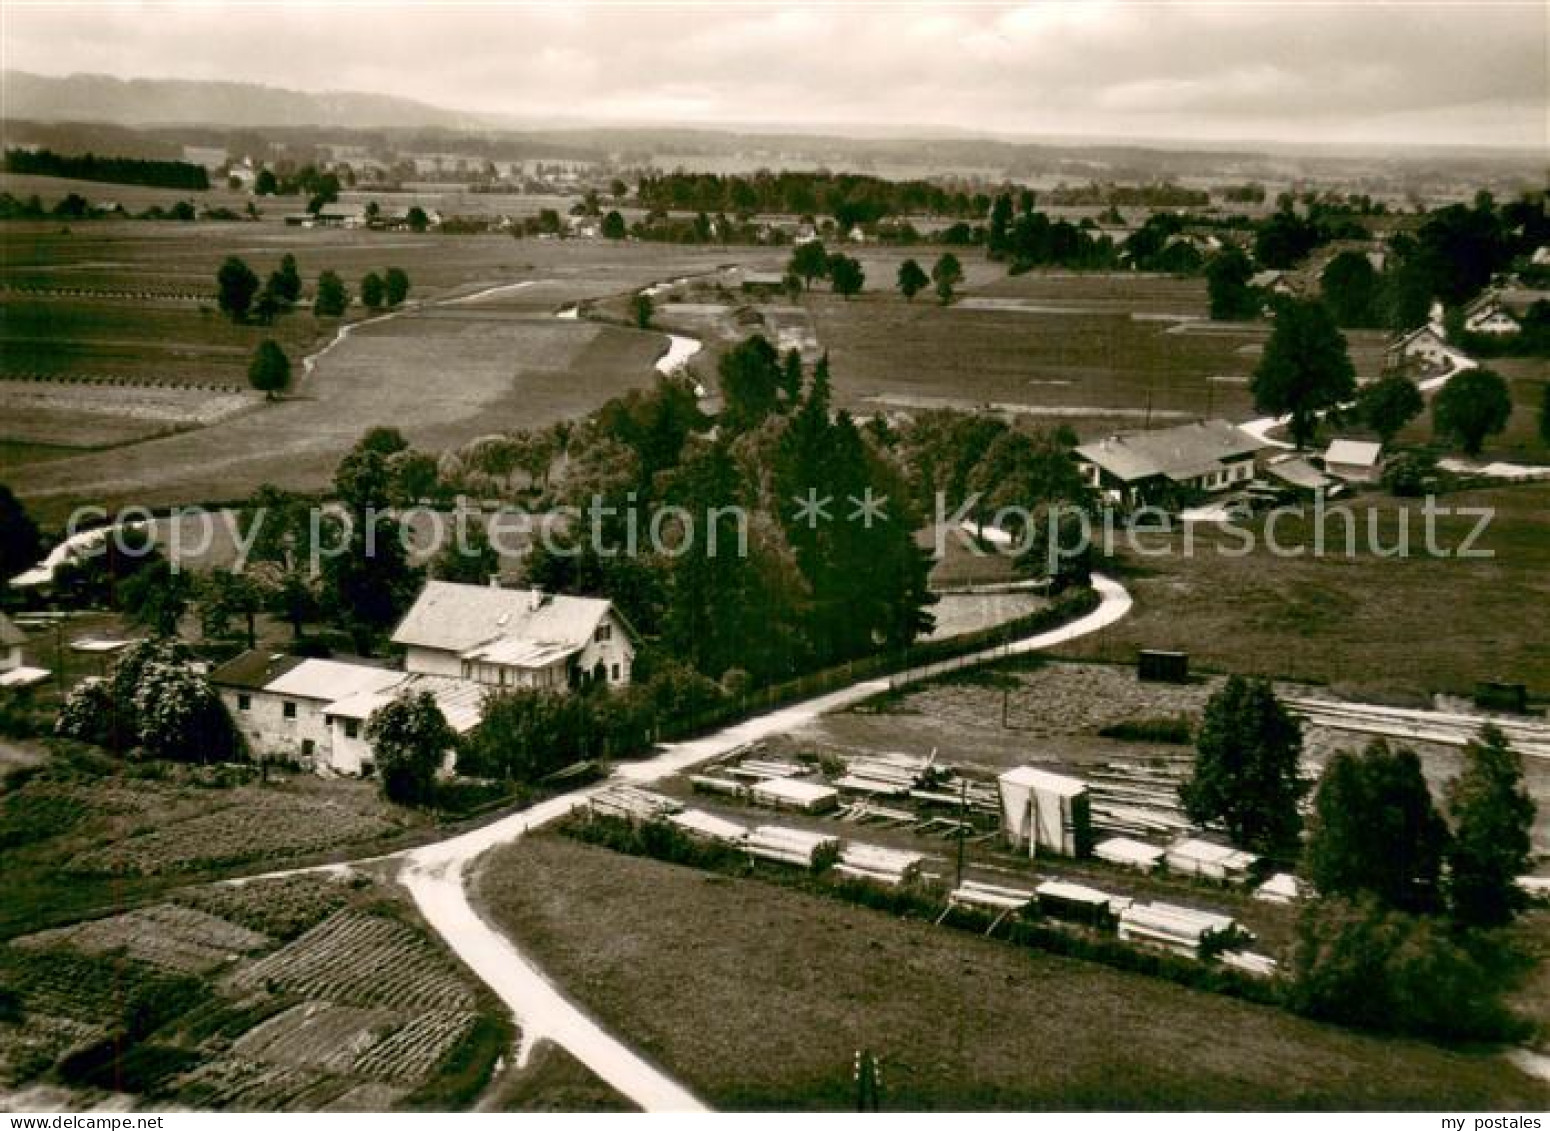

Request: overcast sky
left=3, top=1, right=1546, bottom=146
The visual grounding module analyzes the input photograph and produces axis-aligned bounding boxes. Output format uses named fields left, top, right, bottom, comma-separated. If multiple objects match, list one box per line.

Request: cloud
left=2, top=1, right=1544, bottom=145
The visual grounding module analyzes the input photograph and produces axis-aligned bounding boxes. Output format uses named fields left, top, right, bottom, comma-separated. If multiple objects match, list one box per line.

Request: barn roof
left=209, top=650, right=305, bottom=691
left=264, top=659, right=403, bottom=704
left=391, top=580, right=620, bottom=656
left=1074, top=420, right=1265, bottom=484
left=1324, top=439, right=1383, bottom=468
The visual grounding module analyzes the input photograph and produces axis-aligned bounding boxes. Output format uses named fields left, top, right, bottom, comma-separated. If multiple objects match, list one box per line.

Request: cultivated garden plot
left=0, top=870, right=509, bottom=1111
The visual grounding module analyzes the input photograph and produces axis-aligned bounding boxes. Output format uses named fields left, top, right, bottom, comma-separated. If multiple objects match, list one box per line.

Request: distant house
left=1250, top=269, right=1297, bottom=297
left=1323, top=439, right=1384, bottom=482
left=1384, top=323, right=1464, bottom=373
left=391, top=580, right=636, bottom=692
left=1462, top=292, right=1521, bottom=336
left=1531, top=246, right=1550, bottom=267
left=1073, top=419, right=1267, bottom=506
left=740, top=270, right=787, bottom=297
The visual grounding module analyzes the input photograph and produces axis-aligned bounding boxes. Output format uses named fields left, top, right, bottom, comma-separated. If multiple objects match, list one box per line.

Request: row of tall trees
left=636, top=170, right=986, bottom=225
left=216, top=255, right=409, bottom=322
left=1180, top=675, right=1536, bottom=1039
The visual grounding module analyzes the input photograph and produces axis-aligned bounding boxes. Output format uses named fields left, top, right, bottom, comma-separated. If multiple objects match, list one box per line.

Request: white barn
left=998, top=766, right=1092, bottom=857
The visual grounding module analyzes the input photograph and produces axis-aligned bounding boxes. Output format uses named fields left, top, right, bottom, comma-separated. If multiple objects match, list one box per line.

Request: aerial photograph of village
left=0, top=0, right=1546, bottom=1118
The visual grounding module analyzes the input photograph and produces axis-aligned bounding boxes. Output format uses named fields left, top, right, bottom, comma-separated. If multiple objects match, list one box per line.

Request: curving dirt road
left=393, top=573, right=1133, bottom=1111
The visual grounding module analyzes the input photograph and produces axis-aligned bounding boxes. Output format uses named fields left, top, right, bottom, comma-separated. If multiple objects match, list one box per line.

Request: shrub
left=1097, top=715, right=1195, bottom=744
left=1288, top=895, right=1521, bottom=1042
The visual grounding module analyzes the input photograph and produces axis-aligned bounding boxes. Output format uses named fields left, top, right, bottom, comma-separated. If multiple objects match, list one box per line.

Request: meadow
left=0, top=219, right=762, bottom=520
left=475, top=835, right=1547, bottom=1111
left=801, top=269, right=1390, bottom=432
left=1059, top=481, right=1550, bottom=701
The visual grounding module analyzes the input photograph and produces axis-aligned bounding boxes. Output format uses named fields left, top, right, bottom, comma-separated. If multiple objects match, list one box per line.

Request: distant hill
left=1, top=70, right=485, bottom=129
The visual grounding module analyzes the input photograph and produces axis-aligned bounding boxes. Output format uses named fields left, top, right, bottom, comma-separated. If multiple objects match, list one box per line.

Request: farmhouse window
left=344, top=719, right=359, bottom=739
left=302, top=739, right=315, bottom=758
left=237, top=694, right=251, bottom=711
left=596, top=622, right=612, bottom=642
left=283, top=700, right=297, bottom=719
left=611, top=663, right=621, bottom=681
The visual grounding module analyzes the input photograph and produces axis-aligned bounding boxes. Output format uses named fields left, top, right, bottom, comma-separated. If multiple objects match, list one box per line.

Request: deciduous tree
left=827, top=253, right=865, bottom=298
left=896, top=257, right=928, bottom=301
left=1180, top=675, right=1305, bottom=855
left=360, top=271, right=385, bottom=310
left=1304, top=739, right=1448, bottom=914
left=1432, top=367, right=1512, bottom=457
left=1355, top=372, right=1423, bottom=444
left=216, top=256, right=260, bottom=321
left=366, top=690, right=453, bottom=806
left=788, top=241, right=829, bottom=290
left=313, top=270, right=349, bottom=317
left=931, top=253, right=963, bottom=305
left=0, top=484, right=42, bottom=582
left=384, top=266, right=410, bottom=306
left=1251, top=298, right=1357, bottom=448
left=1206, top=247, right=1257, bottom=321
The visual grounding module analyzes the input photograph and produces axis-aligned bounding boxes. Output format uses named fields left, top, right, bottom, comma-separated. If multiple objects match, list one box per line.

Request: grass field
left=475, top=835, right=1547, bottom=1110
left=1057, top=481, right=1550, bottom=699
left=800, top=270, right=1390, bottom=432
left=1, top=222, right=770, bottom=521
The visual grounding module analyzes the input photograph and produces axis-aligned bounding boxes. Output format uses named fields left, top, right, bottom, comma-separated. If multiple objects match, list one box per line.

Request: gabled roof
left=999, top=765, right=1087, bottom=796
left=1264, top=454, right=1335, bottom=492
left=1389, top=322, right=1448, bottom=350
left=391, top=580, right=620, bottom=656
left=326, top=673, right=485, bottom=734
left=264, top=659, right=403, bottom=704
left=1462, top=292, right=1502, bottom=318
left=1074, top=420, right=1266, bottom=485
left=209, top=650, right=305, bottom=691
left=0, top=611, right=25, bottom=648
left=1324, top=439, right=1383, bottom=468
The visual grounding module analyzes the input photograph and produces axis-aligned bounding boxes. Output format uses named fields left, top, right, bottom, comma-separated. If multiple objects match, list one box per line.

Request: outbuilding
left=998, top=766, right=1092, bottom=857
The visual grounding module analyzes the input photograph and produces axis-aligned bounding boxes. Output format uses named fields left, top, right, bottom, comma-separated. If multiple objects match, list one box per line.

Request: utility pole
left=954, top=777, right=968, bottom=890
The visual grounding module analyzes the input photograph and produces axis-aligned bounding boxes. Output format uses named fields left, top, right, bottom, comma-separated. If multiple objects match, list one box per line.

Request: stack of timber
left=1118, top=901, right=1237, bottom=958
left=688, top=774, right=748, bottom=800
left=836, top=843, right=926, bottom=887
left=1253, top=872, right=1303, bottom=904
left=1219, top=950, right=1279, bottom=979
left=1086, top=759, right=1194, bottom=839
left=750, top=776, right=841, bottom=814
left=1165, top=837, right=1259, bottom=884
left=947, top=879, right=1036, bottom=913
left=668, top=808, right=748, bottom=845
left=836, top=800, right=917, bottom=827
left=834, top=750, right=940, bottom=798
left=589, top=786, right=682, bottom=822
left=1094, top=836, right=1167, bottom=872
left=744, top=825, right=839, bottom=868
left=724, top=757, right=805, bottom=781
left=1284, top=697, right=1550, bottom=759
